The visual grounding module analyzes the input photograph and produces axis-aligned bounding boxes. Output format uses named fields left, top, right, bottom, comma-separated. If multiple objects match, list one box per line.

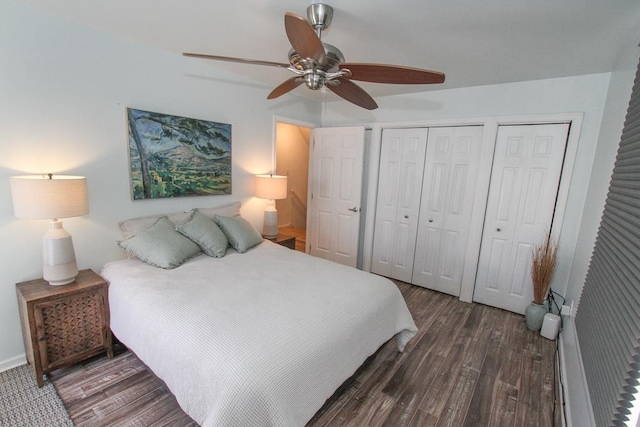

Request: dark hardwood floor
left=50, top=281, right=560, bottom=426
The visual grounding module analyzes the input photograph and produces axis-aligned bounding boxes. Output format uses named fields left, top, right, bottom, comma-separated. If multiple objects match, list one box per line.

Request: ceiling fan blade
left=267, top=77, right=305, bottom=99
left=340, top=63, right=445, bottom=84
left=327, top=77, right=378, bottom=110
left=284, top=12, right=327, bottom=64
left=183, top=53, right=289, bottom=69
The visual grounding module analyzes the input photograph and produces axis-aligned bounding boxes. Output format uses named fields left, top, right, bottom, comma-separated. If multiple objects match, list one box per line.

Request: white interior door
left=308, top=126, right=365, bottom=267
left=371, top=128, right=428, bottom=282
left=412, top=126, right=484, bottom=296
left=473, top=123, right=569, bottom=314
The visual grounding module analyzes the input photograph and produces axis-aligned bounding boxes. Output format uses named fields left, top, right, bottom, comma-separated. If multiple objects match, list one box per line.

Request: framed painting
left=126, top=108, right=232, bottom=200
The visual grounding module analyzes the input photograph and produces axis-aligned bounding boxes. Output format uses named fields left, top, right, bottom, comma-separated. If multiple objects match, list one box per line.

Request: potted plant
left=525, top=234, right=558, bottom=331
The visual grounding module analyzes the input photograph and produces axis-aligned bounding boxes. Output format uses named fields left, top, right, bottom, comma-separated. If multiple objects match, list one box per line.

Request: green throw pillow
left=213, top=215, right=263, bottom=253
left=119, top=216, right=201, bottom=269
left=176, top=210, right=228, bottom=258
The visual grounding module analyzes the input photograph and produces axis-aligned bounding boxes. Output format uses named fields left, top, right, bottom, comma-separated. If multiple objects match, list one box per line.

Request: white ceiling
left=15, top=0, right=640, bottom=99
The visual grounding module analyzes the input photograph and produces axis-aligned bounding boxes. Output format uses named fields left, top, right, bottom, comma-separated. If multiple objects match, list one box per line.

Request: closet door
left=412, top=126, right=484, bottom=296
left=473, top=124, right=569, bottom=314
left=371, top=128, right=428, bottom=282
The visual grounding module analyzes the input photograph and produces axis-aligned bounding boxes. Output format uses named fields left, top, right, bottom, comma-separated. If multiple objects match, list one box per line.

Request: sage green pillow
left=213, top=215, right=263, bottom=253
left=176, top=210, right=228, bottom=258
left=118, top=216, right=201, bottom=269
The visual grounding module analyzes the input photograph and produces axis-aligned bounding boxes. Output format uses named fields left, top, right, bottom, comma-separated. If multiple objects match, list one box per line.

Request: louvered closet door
left=371, top=128, right=428, bottom=282
left=473, top=124, right=569, bottom=314
left=412, top=126, right=484, bottom=296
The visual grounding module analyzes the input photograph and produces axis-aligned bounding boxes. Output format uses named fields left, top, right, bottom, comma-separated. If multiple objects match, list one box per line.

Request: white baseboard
left=558, top=317, right=595, bottom=427
left=0, top=354, right=26, bottom=373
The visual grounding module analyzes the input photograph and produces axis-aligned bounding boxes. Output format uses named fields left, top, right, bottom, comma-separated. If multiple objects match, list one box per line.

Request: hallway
left=279, top=225, right=306, bottom=253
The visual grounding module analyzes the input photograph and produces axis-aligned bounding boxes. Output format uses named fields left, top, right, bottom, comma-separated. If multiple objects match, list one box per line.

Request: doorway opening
left=275, top=122, right=311, bottom=252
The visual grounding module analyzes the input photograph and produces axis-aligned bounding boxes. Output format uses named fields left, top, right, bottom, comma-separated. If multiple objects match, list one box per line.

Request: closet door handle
left=404, top=215, right=409, bottom=219
left=497, top=228, right=502, bottom=232
left=428, top=219, right=434, bottom=223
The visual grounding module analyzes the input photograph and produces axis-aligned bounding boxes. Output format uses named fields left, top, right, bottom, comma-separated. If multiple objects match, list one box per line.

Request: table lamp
left=254, top=174, right=288, bottom=238
left=10, top=174, right=89, bottom=285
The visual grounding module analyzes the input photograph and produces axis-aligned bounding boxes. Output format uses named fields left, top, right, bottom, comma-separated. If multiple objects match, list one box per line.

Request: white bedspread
left=101, top=241, right=417, bottom=427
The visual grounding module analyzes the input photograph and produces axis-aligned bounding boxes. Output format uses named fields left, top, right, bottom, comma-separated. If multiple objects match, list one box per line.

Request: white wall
left=0, top=0, right=319, bottom=368
left=323, top=73, right=611, bottom=307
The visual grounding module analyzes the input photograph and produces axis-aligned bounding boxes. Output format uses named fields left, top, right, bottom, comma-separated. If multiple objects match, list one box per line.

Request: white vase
left=525, top=301, right=547, bottom=331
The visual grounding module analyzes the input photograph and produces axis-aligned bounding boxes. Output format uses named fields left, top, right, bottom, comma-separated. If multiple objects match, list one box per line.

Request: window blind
left=575, top=56, right=640, bottom=427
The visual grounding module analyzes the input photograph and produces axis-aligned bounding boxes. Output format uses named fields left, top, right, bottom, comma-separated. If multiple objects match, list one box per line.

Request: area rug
left=0, top=363, right=72, bottom=427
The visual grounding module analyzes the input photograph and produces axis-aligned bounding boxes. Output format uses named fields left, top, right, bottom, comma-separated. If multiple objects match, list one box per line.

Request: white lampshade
left=10, top=175, right=89, bottom=286
left=254, top=175, right=287, bottom=239
left=254, top=174, right=288, bottom=200
left=10, top=175, right=89, bottom=219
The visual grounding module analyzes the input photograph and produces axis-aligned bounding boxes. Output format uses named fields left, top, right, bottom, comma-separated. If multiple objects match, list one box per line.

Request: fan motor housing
left=288, top=43, right=344, bottom=73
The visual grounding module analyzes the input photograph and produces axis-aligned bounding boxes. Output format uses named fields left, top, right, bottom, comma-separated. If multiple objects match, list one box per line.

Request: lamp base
left=42, top=220, right=79, bottom=286
left=262, top=207, right=278, bottom=239
left=43, top=261, right=79, bottom=285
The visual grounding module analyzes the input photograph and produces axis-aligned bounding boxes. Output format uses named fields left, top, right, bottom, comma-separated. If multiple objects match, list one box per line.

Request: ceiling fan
left=183, top=3, right=445, bottom=110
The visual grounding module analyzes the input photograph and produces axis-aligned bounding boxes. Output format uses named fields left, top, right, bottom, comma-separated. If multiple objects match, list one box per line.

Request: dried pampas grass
left=531, top=234, right=558, bottom=305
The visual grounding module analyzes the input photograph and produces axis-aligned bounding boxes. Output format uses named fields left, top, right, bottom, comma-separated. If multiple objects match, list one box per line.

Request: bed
left=101, top=204, right=418, bottom=426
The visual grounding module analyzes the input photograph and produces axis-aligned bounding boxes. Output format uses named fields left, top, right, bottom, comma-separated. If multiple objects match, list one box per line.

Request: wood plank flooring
left=50, top=349, right=197, bottom=426
left=50, top=281, right=561, bottom=426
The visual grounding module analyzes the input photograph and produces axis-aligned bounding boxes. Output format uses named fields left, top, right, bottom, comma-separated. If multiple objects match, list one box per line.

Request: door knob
left=428, top=219, right=434, bottom=223
left=348, top=207, right=360, bottom=212
left=497, top=228, right=502, bottom=232
left=404, top=215, right=409, bottom=219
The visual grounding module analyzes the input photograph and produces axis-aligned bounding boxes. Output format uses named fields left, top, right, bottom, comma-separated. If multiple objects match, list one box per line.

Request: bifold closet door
left=412, top=126, right=484, bottom=296
left=473, top=123, right=569, bottom=314
left=371, top=128, right=428, bottom=282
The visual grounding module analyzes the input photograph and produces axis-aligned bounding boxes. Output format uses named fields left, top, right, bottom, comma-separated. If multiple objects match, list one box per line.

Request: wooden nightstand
left=16, top=269, right=113, bottom=387
left=268, top=232, right=296, bottom=250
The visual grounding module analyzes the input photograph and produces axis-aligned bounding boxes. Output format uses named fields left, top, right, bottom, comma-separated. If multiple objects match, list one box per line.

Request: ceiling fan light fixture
left=304, top=72, right=324, bottom=90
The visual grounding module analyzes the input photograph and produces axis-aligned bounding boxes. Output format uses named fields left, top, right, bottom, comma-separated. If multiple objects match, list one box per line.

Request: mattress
left=101, top=240, right=417, bottom=426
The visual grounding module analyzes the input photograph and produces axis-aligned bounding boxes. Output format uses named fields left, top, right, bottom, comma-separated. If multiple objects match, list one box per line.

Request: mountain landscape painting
left=127, top=108, right=232, bottom=200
